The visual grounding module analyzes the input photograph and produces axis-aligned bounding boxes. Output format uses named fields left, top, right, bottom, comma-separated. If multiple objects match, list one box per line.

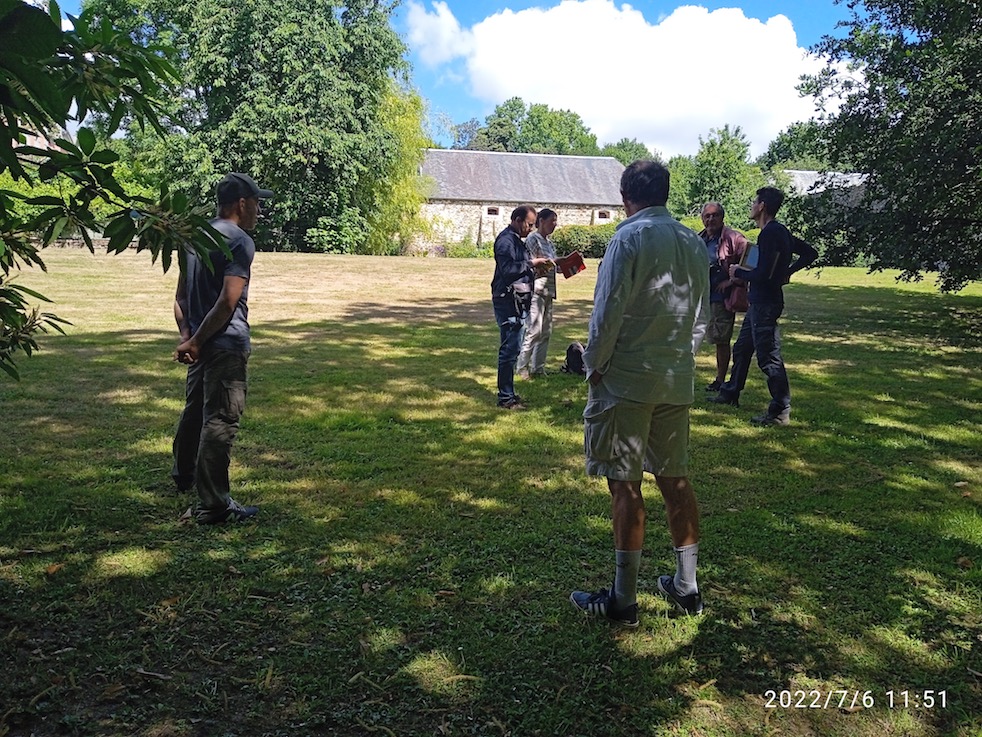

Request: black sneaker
left=706, top=393, right=739, bottom=407
left=657, top=575, right=703, bottom=616
left=705, top=379, right=723, bottom=392
left=498, top=397, right=527, bottom=410
left=569, top=586, right=639, bottom=627
left=751, top=410, right=790, bottom=426
left=195, top=498, right=259, bottom=525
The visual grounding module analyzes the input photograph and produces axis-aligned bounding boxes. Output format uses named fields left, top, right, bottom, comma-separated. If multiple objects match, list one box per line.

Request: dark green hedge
left=552, top=219, right=757, bottom=260
left=552, top=223, right=617, bottom=259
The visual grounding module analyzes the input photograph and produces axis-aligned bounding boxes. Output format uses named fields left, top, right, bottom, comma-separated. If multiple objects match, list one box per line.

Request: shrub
left=444, top=238, right=480, bottom=258
left=304, top=210, right=368, bottom=254
left=680, top=216, right=702, bottom=233
left=552, top=223, right=617, bottom=259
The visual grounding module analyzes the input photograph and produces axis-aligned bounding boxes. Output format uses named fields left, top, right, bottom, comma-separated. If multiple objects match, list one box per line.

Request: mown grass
left=1, top=249, right=980, bottom=737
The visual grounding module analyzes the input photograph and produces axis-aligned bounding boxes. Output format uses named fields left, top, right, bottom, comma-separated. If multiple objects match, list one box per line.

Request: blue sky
left=58, top=0, right=856, bottom=157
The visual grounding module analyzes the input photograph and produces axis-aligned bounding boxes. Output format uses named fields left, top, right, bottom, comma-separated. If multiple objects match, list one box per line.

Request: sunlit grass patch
left=402, top=650, right=483, bottom=700
left=94, top=547, right=171, bottom=578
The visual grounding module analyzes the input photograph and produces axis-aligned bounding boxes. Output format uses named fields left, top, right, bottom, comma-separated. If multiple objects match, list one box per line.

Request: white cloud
left=406, top=0, right=830, bottom=158
left=406, top=0, right=475, bottom=66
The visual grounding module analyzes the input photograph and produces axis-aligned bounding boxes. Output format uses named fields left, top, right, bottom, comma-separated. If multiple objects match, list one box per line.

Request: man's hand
left=531, top=256, right=554, bottom=277
left=588, top=370, right=604, bottom=386
left=175, top=337, right=199, bottom=365
left=728, top=263, right=740, bottom=279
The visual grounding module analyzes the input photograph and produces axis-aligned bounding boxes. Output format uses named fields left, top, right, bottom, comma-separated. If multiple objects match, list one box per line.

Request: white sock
left=673, top=542, right=699, bottom=595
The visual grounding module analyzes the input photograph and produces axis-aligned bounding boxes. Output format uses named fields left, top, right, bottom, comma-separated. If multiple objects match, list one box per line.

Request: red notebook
left=555, top=250, right=586, bottom=279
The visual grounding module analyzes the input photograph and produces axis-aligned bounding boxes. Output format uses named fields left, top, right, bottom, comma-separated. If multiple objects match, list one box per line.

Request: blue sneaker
left=569, top=586, right=639, bottom=627
left=657, top=575, right=703, bottom=616
left=194, top=498, right=259, bottom=525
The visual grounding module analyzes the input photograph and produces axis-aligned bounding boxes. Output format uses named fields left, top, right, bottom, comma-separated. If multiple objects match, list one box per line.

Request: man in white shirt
left=570, top=160, right=709, bottom=625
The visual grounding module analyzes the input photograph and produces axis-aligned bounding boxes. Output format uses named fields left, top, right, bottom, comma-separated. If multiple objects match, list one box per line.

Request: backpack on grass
left=560, top=341, right=586, bottom=375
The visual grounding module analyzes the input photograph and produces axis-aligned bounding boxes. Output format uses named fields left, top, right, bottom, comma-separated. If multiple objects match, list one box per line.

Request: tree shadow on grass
left=0, top=283, right=980, bottom=736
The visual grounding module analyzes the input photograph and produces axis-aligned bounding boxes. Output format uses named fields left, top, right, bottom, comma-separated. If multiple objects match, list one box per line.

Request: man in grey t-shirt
left=171, top=173, right=271, bottom=524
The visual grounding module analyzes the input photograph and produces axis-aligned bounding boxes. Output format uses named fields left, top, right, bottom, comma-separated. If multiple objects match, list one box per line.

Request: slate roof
left=421, top=148, right=624, bottom=206
left=784, top=169, right=866, bottom=195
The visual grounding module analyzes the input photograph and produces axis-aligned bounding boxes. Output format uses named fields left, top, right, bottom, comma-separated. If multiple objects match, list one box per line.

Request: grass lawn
left=1, top=248, right=980, bottom=737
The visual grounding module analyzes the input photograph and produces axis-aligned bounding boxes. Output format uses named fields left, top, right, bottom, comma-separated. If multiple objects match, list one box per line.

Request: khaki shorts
left=583, top=380, right=690, bottom=480
left=707, top=301, right=736, bottom=345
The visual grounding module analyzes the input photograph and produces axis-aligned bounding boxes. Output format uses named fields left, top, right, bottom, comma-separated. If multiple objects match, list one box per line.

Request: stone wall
left=415, top=200, right=623, bottom=254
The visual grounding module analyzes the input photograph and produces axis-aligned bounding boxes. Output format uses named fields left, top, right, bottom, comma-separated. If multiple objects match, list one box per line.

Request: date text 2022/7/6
left=763, top=689, right=949, bottom=709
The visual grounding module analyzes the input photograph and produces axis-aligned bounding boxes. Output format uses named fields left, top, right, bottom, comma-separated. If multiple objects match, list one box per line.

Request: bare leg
left=654, top=475, right=698, bottom=547
left=609, top=478, right=645, bottom=549
left=715, top=343, right=731, bottom=384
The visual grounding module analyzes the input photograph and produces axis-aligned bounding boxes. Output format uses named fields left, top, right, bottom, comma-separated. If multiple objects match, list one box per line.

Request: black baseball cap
left=216, top=172, right=273, bottom=204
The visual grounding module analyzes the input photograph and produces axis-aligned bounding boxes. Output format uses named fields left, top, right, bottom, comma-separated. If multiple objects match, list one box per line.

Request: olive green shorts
left=584, top=380, right=690, bottom=480
left=707, top=301, right=736, bottom=345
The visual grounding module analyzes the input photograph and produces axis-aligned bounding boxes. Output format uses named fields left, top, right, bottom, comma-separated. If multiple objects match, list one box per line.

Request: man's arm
left=788, top=235, right=819, bottom=278
left=732, top=227, right=779, bottom=283
left=583, top=237, right=632, bottom=383
left=174, top=271, right=191, bottom=343
left=175, top=275, right=247, bottom=364
left=692, top=270, right=710, bottom=355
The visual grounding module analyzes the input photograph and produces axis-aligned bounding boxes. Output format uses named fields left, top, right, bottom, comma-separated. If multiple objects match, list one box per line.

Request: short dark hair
left=535, top=208, right=557, bottom=226
left=620, top=160, right=670, bottom=208
left=755, top=187, right=785, bottom=216
left=511, top=205, right=536, bottom=222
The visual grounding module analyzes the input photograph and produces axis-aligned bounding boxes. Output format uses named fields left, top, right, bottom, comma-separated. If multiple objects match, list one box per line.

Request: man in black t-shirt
left=708, top=187, right=817, bottom=426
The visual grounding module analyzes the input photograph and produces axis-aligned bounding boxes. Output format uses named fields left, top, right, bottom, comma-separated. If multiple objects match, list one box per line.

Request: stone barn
left=417, top=148, right=625, bottom=251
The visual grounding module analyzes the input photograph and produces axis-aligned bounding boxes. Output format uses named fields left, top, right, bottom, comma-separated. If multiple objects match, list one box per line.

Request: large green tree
left=666, top=154, right=696, bottom=219
left=89, top=0, right=411, bottom=252
left=462, top=97, right=600, bottom=156
left=670, top=125, right=766, bottom=221
left=363, top=82, right=429, bottom=255
left=464, top=96, right=526, bottom=152
left=801, top=0, right=982, bottom=291
left=0, top=0, right=223, bottom=379
left=515, top=104, right=599, bottom=156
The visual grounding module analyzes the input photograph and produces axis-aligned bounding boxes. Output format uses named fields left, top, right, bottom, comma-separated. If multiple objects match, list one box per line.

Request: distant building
left=416, top=149, right=625, bottom=252
left=784, top=169, right=866, bottom=205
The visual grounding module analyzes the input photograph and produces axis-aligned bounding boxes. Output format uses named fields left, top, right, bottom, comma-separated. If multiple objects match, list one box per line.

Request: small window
left=597, top=210, right=611, bottom=220
left=486, top=207, right=499, bottom=216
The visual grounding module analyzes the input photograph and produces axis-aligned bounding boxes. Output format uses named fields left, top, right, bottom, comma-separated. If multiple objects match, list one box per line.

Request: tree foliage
left=363, top=82, right=430, bottom=255
left=757, top=120, right=832, bottom=171
left=600, top=137, right=659, bottom=166
left=666, top=126, right=767, bottom=222
left=461, top=97, right=600, bottom=156
left=88, top=0, right=413, bottom=252
left=450, top=118, right=480, bottom=150
left=0, top=0, right=224, bottom=379
left=515, top=104, right=599, bottom=156
left=801, top=0, right=982, bottom=291
left=665, top=154, right=696, bottom=219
